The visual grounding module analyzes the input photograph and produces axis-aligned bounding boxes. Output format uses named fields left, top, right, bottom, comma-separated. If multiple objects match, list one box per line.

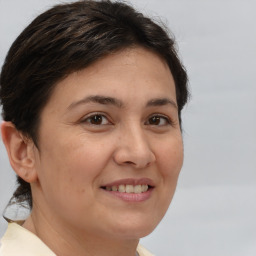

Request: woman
left=0, top=0, right=188, bottom=255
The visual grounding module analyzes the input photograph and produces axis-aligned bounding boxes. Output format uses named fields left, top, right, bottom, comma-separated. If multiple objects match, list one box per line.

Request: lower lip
left=102, top=188, right=153, bottom=202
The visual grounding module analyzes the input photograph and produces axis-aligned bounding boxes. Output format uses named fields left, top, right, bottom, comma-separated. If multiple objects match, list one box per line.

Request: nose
left=113, top=127, right=156, bottom=169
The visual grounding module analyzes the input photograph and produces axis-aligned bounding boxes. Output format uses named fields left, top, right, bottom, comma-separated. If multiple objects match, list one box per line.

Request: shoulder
left=0, top=222, right=56, bottom=256
left=137, top=244, right=155, bottom=256
left=1, top=223, right=155, bottom=256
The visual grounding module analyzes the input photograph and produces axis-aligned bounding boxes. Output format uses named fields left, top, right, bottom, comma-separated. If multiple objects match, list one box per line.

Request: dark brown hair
left=0, top=0, right=189, bottom=210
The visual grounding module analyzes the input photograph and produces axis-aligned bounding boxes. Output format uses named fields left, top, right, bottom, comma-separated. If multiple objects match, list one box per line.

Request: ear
left=1, top=121, right=38, bottom=183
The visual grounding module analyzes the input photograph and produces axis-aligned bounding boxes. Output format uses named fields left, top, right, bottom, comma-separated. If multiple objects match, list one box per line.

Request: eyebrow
left=67, top=95, right=177, bottom=110
left=67, top=95, right=123, bottom=110
left=146, top=98, right=178, bottom=109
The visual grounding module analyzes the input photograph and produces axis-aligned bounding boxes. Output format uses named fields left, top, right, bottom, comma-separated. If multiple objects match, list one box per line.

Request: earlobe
left=1, top=121, right=38, bottom=183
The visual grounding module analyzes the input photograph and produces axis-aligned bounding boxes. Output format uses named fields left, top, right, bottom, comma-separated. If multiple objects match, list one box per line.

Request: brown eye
left=149, top=116, right=161, bottom=125
left=83, top=114, right=109, bottom=125
left=90, top=115, right=103, bottom=124
left=147, top=115, right=171, bottom=126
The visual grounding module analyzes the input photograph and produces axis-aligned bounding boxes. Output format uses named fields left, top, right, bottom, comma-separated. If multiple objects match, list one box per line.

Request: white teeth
left=106, top=184, right=149, bottom=193
left=134, top=185, right=142, bottom=193
left=125, top=185, right=134, bottom=193
left=118, top=185, right=126, bottom=193
left=142, top=184, right=148, bottom=192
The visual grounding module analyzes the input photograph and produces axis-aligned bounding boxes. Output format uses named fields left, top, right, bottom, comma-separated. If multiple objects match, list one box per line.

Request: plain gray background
left=0, top=0, right=256, bottom=255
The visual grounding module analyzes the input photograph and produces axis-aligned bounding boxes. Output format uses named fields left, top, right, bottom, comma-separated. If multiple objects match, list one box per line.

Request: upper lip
left=101, top=178, right=155, bottom=188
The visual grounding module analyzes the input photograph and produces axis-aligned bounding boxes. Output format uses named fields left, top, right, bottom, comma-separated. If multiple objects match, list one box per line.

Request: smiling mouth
left=101, top=184, right=153, bottom=193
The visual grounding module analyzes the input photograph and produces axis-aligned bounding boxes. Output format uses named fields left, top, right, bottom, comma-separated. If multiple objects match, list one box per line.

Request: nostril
left=113, top=146, right=155, bottom=168
left=124, top=161, right=135, bottom=165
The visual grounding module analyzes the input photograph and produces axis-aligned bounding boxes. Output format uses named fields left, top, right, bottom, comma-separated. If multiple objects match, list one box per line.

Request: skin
left=2, top=47, right=183, bottom=256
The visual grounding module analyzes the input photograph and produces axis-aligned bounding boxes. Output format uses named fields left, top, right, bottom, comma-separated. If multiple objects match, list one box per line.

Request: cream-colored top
left=0, top=223, right=154, bottom=256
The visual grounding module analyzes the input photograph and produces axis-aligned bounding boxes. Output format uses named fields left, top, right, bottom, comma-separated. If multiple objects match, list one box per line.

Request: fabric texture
left=0, top=222, right=154, bottom=256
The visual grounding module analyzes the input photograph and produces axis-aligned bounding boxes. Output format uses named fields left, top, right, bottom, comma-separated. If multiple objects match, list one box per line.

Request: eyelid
left=146, top=113, right=174, bottom=126
left=80, top=112, right=112, bottom=125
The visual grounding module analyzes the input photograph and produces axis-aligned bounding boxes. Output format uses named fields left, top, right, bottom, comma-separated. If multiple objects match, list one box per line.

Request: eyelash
left=145, top=114, right=173, bottom=126
left=80, top=113, right=173, bottom=127
left=81, top=112, right=112, bottom=126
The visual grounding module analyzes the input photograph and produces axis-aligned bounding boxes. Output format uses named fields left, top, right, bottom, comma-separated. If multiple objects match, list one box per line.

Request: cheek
left=156, top=136, right=183, bottom=206
left=147, top=136, right=183, bottom=228
left=158, top=136, right=184, bottom=178
left=34, top=142, right=106, bottom=220
left=40, top=134, right=114, bottom=198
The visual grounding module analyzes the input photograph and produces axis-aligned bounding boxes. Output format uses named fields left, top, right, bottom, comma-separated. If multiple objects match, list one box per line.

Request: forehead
left=84, top=47, right=172, bottom=79
left=44, top=47, right=176, bottom=110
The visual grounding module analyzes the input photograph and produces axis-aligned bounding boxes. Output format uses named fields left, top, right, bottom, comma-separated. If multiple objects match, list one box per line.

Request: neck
left=23, top=207, right=139, bottom=256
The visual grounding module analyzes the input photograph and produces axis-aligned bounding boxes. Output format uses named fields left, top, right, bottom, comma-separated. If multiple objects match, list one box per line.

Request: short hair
left=0, top=0, right=189, bottom=210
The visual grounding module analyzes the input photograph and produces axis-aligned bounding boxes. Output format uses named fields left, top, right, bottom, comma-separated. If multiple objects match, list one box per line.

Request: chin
left=107, top=215, right=161, bottom=240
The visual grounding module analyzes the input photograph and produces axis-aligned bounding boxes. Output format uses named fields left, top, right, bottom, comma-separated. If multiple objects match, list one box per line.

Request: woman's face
left=32, top=47, right=183, bottom=240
